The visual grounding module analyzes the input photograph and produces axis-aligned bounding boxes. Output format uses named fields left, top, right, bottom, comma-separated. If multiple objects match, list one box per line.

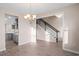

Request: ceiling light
left=24, top=14, right=36, bottom=20
left=24, top=15, right=28, bottom=19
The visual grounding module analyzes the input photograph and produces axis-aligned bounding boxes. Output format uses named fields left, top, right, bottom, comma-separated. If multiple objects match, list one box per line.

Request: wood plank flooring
left=0, top=40, right=78, bottom=56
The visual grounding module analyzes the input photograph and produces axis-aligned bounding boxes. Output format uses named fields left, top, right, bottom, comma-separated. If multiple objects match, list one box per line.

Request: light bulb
left=32, top=15, right=36, bottom=19
left=24, top=14, right=36, bottom=20
left=27, top=14, right=30, bottom=18
left=24, top=15, right=27, bottom=19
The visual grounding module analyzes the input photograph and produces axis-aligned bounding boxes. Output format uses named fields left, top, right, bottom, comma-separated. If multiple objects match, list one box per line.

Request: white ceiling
left=0, top=3, right=75, bottom=15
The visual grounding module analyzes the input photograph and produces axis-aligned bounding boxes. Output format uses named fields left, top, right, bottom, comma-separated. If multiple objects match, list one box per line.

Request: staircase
left=36, top=18, right=59, bottom=43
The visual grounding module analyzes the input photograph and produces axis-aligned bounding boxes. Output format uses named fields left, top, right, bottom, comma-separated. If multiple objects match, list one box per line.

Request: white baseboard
left=0, top=48, right=6, bottom=52
left=63, top=47, right=79, bottom=54
left=18, top=41, right=31, bottom=46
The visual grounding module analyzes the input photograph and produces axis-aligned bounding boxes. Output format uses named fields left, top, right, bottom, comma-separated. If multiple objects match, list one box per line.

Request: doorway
left=5, top=14, right=19, bottom=50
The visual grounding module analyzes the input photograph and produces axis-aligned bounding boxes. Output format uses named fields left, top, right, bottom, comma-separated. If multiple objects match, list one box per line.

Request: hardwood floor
left=0, top=40, right=78, bottom=56
left=6, top=40, right=17, bottom=50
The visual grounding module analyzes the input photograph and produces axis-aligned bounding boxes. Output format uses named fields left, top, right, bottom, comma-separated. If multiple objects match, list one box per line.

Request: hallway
left=0, top=40, right=78, bottom=56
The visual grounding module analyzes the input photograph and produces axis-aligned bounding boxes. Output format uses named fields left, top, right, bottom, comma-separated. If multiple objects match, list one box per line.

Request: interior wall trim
left=63, top=47, right=79, bottom=54
left=0, top=48, right=6, bottom=52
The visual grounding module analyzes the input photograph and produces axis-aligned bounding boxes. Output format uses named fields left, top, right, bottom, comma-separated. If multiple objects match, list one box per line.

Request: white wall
left=63, top=4, right=79, bottom=54
left=30, top=20, right=36, bottom=42
left=18, top=16, right=32, bottom=45
left=36, top=24, right=46, bottom=41
left=0, top=11, right=6, bottom=51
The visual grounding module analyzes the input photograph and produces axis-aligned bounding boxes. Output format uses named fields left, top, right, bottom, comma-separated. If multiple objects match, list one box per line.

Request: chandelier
left=24, top=3, right=37, bottom=20
left=24, top=14, right=36, bottom=20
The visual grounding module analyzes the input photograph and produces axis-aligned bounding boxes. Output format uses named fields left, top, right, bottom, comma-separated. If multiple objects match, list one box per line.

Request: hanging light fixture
left=24, top=3, right=37, bottom=20
left=24, top=14, right=36, bottom=20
